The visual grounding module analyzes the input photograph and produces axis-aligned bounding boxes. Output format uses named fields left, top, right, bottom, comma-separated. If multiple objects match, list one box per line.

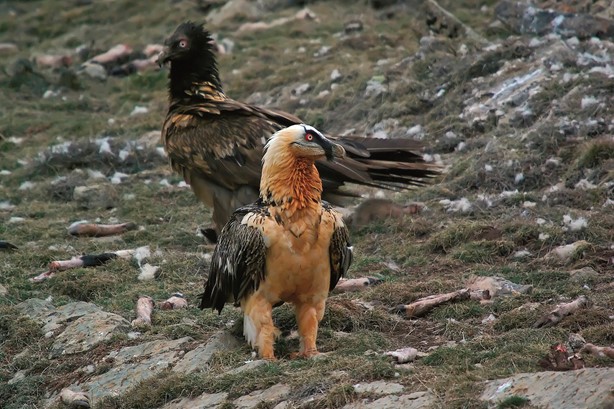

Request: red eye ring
left=305, top=133, right=314, bottom=141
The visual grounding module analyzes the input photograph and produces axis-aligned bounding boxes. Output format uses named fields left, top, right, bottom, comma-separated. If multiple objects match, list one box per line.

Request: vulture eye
left=305, top=133, right=314, bottom=141
left=178, top=40, right=188, bottom=48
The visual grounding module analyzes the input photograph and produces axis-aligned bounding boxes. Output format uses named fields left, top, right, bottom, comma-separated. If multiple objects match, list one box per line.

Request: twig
left=391, top=288, right=470, bottom=318
left=131, top=296, right=154, bottom=327
left=581, top=343, right=614, bottom=360
left=68, top=222, right=136, bottom=237
left=533, top=296, right=591, bottom=328
left=333, top=277, right=382, bottom=293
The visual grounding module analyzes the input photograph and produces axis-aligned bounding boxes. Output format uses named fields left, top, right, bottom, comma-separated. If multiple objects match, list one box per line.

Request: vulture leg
left=241, top=292, right=279, bottom=360
left=293, top=300, right=326, bottom=358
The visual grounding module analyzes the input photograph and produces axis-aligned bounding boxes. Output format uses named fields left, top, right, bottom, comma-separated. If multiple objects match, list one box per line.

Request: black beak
left=324, top=141, right=346, bottom=161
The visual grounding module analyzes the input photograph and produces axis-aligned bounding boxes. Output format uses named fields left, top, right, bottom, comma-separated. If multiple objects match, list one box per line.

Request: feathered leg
left=293, top=300, right=326, bottom=358
left=241, top=293, right=279, bottom=360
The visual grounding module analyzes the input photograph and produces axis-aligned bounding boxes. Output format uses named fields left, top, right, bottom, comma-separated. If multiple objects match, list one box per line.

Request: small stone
left=353, top=381, right=404, bottom=395
left=80, top=61, right=107, bottom=80
left=234, top=384, right=291, bottom=409
left=73, top=184, right=118, bottom=210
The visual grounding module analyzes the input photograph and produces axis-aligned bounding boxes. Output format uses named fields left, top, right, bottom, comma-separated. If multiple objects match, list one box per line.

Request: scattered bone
left=384, top=347, right=425, bottom=364
left=391, top=289, right=470, bottom=318
left=30, top=270, right=56, bottom=283
left=143, top=44, right=164, bottom=58
left=333, top=277, right=382, bottom=293
left=59, top=388, right=90, bottom=408
left=348, top=198, right=424, bottom=228
left=91, top=44, right=133, bottom=64
left=469, top=289, right=491, bottom=302
left=68, top=221, right=136, bottom=237
left=538, top=343, right=585, bottom=371
left=48, top=253, right=119, bottom=271
left=160, top=293, right=188, bottom=310
left=238, top=8, right=318, bottom=32
left=0, top=240, right=18, bottom=251
left=35, top=54, right=73, bottom=69
left=131, top=296, right=154, bottom=327
left=544, top=240, right=590, bottom=262
left=581, top=343, right=614, bottom=360
left=467, top=276, right=532, bottom=298
left=533, top=296, right=591, bottom=328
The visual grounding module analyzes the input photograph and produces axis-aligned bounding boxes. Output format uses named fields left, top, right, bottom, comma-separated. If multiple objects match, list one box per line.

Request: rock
left=467, top=276, right=533, bottom=298
left=569, top=266, right=600, bottom=283
left=206, top=0, right=262, bottom=26
left=495, top=0, right=614, bottom=39
left=343, top=391, right=435, bottom=409
left=0, top=283, right=7, bottom=296
left=14, top=298, right=57, bottom=322
left=79, top=61, right=107, bottom=80
left=43, top=301, right=102, bottom=333
left=161, top=392, right=229, bottom=409
left=83, top=338, right=192, bottom=401
left=353, top=381, right=404, bottom=395
left=0, top=42, right=19, bottom=54
left=365, top=76, right=387, bottom=97
left=172, top=331, right=241, bottom=374
left=73, top=184, right=118, bottom=209
left=544, top=240, right=591, bottom=263
left=225, top=359, right=268, bottom=375
left=480, top=368, right=614, bottom=409
left=233, top=384, right=291, bottom=409
left=50, top=311, right=130, bottom=358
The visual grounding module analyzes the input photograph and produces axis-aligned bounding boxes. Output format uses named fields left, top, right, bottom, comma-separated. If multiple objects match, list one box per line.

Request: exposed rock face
left=343, top=391, right=436, bottom=409
left=233, top=384, right=291, bottom=409
left=172, top=331, right=242, bottom=374
left=481, top=368, right=614, bottom=409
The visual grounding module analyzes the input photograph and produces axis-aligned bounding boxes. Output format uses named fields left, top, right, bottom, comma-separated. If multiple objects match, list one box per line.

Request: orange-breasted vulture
left=159, top=22, right=440, bottom=242
left=200, top=124, right=352, bottom=359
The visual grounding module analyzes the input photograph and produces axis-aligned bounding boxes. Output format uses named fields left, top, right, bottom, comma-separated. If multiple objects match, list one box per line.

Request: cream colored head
left=263, top=124, right=345, bottom=165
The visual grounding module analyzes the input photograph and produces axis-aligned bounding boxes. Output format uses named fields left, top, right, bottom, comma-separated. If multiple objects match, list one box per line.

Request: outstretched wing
left=200, top=202, right=269, bottom=313
left=325, top=204, right=353, bottom=292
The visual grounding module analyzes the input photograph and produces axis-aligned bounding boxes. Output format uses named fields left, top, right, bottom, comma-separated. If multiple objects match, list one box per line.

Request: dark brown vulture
left=200, top=124, right=352, bottom=360
left=159, top=22, right=440, bottom=241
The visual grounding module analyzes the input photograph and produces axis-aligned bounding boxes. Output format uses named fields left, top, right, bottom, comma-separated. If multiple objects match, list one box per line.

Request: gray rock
left=495, top=1, right=614, bottom=39
left=86, top=351, right=177, bottom=400
left=161, top=392, right=228, bottom=409
left=467, top=276, right=532, bottom=298
left=234, top=384, right=291, bottom=409
left=173, top=331, right=241, bottom=374
left=73, top=183, right=118, bottom=209
left=80, top=61, right=107, bottom=81
left=15, top=298, right=56, bottom=322
left=569, top=266, right=600, bottom=283
left=110, top=337, right=192, bottom=365
left=225, top=359, right=268, bottom=375
left=353, top=381, right=405, bottom=395
left=81, top=338, right=192, bottom=401
left=344, top=391, right=435, bottom=409
left=480, top=368, right=614, bottom=409
left=0, top=283, right=8, bottom=296
left=50, top=311, right=130, bottom=358
left=43, top=301, right=102, bottom=333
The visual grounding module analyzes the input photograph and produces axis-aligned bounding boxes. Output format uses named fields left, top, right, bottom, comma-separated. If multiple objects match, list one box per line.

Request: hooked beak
left=156, top=47, right=170, bottom=68
left=325, top=142, right=346, bottom=161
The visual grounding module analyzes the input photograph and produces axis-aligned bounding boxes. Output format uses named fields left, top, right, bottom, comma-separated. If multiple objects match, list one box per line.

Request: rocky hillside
left=1, top=1, right=613, bottom=408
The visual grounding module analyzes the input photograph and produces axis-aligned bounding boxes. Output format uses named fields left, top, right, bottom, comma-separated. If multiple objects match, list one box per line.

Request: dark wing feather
left=200, top=202, right=268, bottom=313
left=164, top=89, right=441, bottom=201
left=325, top=204, right=353, bottom=292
